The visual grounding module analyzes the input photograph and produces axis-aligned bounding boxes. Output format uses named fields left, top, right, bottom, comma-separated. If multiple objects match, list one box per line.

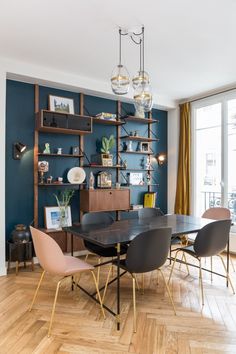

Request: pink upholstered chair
left=29, top=227, right=105, bottom=337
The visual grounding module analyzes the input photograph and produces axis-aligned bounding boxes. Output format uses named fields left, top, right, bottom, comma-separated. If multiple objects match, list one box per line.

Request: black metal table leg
left=116, top=242, right=120, bottom=330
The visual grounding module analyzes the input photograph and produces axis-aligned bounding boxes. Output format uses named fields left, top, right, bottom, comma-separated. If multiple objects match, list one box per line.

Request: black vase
left=11, top=224, right=31, bottom=243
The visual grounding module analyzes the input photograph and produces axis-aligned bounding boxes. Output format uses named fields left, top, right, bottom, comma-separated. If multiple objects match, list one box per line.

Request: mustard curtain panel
left=174, top=102, right=191, bottom=215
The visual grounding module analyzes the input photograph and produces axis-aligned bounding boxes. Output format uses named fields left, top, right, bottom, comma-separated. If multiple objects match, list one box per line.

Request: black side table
left=7, top=241, right=34, bottom=275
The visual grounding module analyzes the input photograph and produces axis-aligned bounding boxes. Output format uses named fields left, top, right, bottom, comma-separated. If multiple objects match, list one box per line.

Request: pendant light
left=133, top=28, right=153, bottom=112
left=132, top=33, right=150, bottom=89
left=111, top=29, right=130, bottom=95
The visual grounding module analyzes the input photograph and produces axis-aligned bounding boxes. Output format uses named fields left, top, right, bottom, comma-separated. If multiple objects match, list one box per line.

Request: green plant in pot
left=54, top=189, right=74, bottom=228
left=100, top=135, right=115, bottom=166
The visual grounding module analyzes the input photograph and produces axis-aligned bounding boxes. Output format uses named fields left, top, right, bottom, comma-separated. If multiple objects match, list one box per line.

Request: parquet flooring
left=0, top=254, right=236, bottom=354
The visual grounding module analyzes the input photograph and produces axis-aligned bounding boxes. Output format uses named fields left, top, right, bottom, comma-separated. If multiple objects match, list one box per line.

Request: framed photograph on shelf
left=44, top=206, right=72, bottom=230
left=49, top=95, right=74, bottom=114
left=140, top=142, right=150, bottom=152
left=72, top=146, right=80, bottom=155
left=128, top=172, right=144, bottom=185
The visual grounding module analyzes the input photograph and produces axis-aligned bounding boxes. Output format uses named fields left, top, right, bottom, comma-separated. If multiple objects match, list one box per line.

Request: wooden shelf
left=38, top=183, right=84, bottom=187
left=83, top=164, right=124, bottom=169
left=38, top=153, right=83, bottom=158
left=124, top=168, right=154, bottom=171
left=121, top=184, right=159, bottom=187
left=36, top=110, right=92, bottom=135
left=92, top=117, right=125, bottom=126
left=119, top=150, right=154, bottom=155
left=123, top=116, right=158, bottom=124
left=120, top=136, right=158, bottom=142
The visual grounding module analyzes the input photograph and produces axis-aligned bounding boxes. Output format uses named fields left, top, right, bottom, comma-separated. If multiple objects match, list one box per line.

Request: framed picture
left=128, top=172, right=144, bottom=185
left=44, top=206, right=72, bottom=230
left=140, top=142, right=150, bottom=152
left=49, top=95, right=74, bottom=114
left=72, top=146, right=80, bottom=155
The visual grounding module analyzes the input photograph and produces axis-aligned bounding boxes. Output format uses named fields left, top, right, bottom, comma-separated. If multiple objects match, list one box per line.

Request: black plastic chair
left=103, top=227, right=176, bottom=332
left=138, top=207, right=164, bottom=219
left=168, top=219, right=235, bottom=306
left=81, top=212, right=128, bottom=284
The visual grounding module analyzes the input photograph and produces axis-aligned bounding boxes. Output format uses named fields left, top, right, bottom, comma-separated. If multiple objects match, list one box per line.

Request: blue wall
left=5, top=80, right=168, bottom=240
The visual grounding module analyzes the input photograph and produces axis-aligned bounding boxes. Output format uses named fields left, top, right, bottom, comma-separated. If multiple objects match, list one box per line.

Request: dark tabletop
left=65, top=214, right=214, bottom=248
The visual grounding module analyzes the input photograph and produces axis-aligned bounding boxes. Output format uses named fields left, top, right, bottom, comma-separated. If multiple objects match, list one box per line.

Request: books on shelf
left=130, top=204, right=143, bottom=210
left=95, top=112, right=117, bottom=121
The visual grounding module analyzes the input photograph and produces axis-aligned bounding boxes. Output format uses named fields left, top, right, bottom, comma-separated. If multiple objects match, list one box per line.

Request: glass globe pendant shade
left=133, top=83, right=153, bottom=112
left=132, top=70, right=150, bottom=89
left=111, top=64, right=130, bottom=95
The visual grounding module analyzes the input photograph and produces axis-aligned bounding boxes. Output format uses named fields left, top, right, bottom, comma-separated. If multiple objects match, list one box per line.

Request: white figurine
left=89, top=171, right=94, bottom=189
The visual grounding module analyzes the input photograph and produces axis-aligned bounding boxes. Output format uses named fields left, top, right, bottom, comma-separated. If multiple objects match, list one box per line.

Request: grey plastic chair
left=168, top=219, right=235, bottom=306
left=81, top=212, right=128, bottom=285
left=138, top=207, right=164, bottom=219
left=103, top=227, right=176, bottom=332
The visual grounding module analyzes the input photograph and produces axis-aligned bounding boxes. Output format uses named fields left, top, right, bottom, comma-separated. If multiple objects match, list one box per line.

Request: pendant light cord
left=142, top=26, right=145, bottom=74
left=119, top=29, right=122, bottom=66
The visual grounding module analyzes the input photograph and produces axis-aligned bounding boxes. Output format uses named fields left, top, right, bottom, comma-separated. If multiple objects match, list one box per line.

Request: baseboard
left=0, top=266, right=7, bottom=277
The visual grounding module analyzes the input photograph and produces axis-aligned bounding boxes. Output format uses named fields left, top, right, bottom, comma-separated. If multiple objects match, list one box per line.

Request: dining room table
left=65, top=213, right=230, bottom=330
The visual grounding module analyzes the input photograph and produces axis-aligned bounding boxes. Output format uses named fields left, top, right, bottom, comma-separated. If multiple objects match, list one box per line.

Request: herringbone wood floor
left=0, top=254, right=236, bottom=354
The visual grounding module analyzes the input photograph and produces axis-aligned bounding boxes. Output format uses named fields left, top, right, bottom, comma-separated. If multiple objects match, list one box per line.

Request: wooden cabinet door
left=111, top=190, right=130, bottom=210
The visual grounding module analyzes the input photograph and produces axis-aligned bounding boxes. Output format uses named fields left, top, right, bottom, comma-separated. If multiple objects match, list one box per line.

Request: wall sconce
left=13, top=142, right=27, bottom=160
left=157, top=153, right=166, bottom=166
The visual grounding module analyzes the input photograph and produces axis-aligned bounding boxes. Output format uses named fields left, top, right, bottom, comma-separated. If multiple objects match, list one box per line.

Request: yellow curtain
left=174, top=102, right=191, bottom=215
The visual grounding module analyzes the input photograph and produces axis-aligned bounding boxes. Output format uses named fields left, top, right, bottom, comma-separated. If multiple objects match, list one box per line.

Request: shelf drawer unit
left=80, top=189, right=130, bottom=212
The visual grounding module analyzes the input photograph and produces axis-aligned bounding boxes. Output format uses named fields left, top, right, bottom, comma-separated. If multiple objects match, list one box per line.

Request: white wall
left=0, top=69, right=6, bottom=276
left=167, top=107, right=179, bottom=213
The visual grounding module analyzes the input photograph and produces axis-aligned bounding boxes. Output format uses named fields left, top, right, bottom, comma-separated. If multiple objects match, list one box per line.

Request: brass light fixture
left=157, top=153, right=166, bottom=166
left=111, top=26, right=153, bottom=112
left=111, top=29, right=130, bottom=95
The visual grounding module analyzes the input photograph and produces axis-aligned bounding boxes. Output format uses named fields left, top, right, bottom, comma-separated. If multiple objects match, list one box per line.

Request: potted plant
left=100, top=135, right=115, bottom=166
left=54, top=189, right=74, bottom=228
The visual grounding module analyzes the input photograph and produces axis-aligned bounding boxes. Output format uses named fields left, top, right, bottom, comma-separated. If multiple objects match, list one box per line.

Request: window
left=192, top=91, right=236, bottom=231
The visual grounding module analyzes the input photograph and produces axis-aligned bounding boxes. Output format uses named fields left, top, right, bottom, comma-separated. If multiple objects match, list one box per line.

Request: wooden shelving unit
left=123, top=115, right=158, bottom=124
left=92, top=117, right=125, bottom=126
left=38, top=153, right=83, bottom=158
left=34, top=85, right=160, bottom=231
left=83, top=164, right=124, bottom=169
left=119, top=150, right=154, bottom=155
left=120, top=135, right=158, bottom=142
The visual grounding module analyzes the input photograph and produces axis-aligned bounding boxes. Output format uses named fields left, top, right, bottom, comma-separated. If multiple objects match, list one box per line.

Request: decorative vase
left=59, top=206, right=68, bottom=228
left=11, top=224, right=31, bottom=243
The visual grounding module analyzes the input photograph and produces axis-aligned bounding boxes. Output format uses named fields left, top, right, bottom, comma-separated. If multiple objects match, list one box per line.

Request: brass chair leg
left=102, top=265, right=112, bottom=303
left=132, top=275, right=137, bottom=333
left=199, top=259, right=204, bottom=307
left=182, top=253, right=190, bottom=275
left=97, top=257, right=102, bottom=286
left=156, top=269, right=159, bottom=285
left=178, top=252, right=184, bottom=270
left=91, top=270, right=106, bottom=319
left=31, top=259, right=34, bottom=272
left=218, top=255, right=235, bottom=294
left=230, top=255, right=235, bottom=272
left=168, top=249, right=181, bottom=284
left=29, top=270, right=45, bottom=311
left=210, top=257, right=213, bottom=282
left=159, top=269, right=176, bottom=315
left=48, top=278, right=63, bottom=337
left=84, top=253, right=89, bottom=262
left=141, top=273, right=145, bottom=295
left=134, top=274, right=140, bottom=290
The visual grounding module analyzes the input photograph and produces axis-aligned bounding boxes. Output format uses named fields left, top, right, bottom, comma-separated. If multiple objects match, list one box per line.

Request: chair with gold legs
left=103, top=227, right=176, bottom=333
left=29, top=227, right=105, bottom=337
left=168, top=219, right=235, bottom=307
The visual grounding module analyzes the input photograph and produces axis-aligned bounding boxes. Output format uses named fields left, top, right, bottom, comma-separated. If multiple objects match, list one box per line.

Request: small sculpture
left=57, top=148, right=62, bottom=154
left=43, top=143, right=50, bottom=154
left=140, top=157, right=145, bottom=170
left=38, top=161, right=49, bottom=184
left=127, top=141, right=133, bottom=152
left=122, top=159, right=128, bottom=169
left=89, top=171, right=95, bottom=189
left=46, top=176, right=53, bottom=184
left=146, top=156, right=151, bottom=170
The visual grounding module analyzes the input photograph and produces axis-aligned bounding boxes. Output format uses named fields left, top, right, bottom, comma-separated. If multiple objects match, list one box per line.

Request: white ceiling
left=0, top=0, right=236, bottom=102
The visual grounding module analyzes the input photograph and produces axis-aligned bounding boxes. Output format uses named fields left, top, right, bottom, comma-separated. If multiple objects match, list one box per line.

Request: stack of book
left=95, top=112, right=117, bottom=121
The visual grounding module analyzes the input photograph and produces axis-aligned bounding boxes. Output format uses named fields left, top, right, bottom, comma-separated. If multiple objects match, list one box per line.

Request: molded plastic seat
left=29, top=227, right=105, bottom=336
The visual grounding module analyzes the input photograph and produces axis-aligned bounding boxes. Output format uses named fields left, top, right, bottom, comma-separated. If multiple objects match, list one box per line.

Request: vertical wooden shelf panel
left=34, top=85, right=39, bottom=228
left=116, top=101, right=122, bottom=221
